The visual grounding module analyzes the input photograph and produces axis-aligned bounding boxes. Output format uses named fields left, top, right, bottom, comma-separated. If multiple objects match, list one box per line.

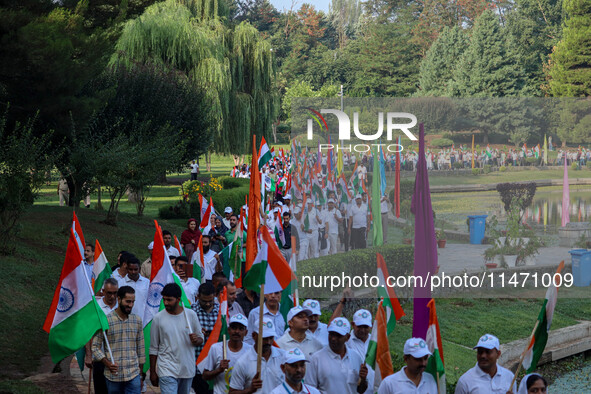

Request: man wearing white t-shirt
left=202, top=235, right=222, bottom=282
left=455, top=334, right=516, bottom=394
left=276, top=306, right=323, bottom=358
left=302, top=299, right=328, bottom=347
left=229, top=318, right=285, bottom=394
left=203, top=313, right=252, bottom=394
left=270, top=348, right=321, bottom=394
left=346, top=309, right=372, bottom=359
left=150, top=283, right=204, bottom=394
left=304, top=199, right=322, bottom=259
left=306, top=318, right=372, bottom=394
left=348, top=195, right=369, bottom=249
left=162, top=230, right=180, bottom=258
left=323, top=199, right=343, bottom=255
left=118, top=257, right=149, bottom=322
left=190, top=160, right=199, bottom=181
left=173, top=256, right=200, bottom=304
left=377, top=338, right=437, bottom=394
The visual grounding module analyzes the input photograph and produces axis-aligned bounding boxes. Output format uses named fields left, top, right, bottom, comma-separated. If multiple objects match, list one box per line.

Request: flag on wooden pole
left=246, top=135, right=261, bottom=271
left=376, top=253, right=405, bottom=335
left=425, top=299, right=445, bottom=393
left=92, top=240, right=112, bottom=294
left=365, top=301, right=394, bottom=392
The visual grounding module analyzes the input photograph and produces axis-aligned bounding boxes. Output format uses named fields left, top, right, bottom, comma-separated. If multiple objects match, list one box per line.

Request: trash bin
left=468, top=215, right=488, bottom=245
left=568, top=249, right=591, bottom=287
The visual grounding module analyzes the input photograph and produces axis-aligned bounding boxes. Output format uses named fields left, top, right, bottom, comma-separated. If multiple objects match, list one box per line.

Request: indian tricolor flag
left=274, top=214, right=285, bottom=248
left=486, top=145, right=492, bottom=158
left=190, top=235, right=205, bottom=282
left=376, top=253, right=405, bottom=335
left=174, top=235, right=185, bottom=256
left=72, top=211, right=85, bottom=257
left=365, top=301, right=394, bottom=392
left=242, top=228, right=295, bottom=294
left=197, top=287, right=228, bottom=367
left=200, top=196, right=215, bottom=234
left=425, top=298, right=445, bottom=393
left=92, top=240, right=112, bottom=294
left=143, top=220, right=192, bottom=371
left=43, top=228, right=109, bottom=363
left=258, top=136, right=273, bottom=170
left=522, top=261, right=564, bottom=373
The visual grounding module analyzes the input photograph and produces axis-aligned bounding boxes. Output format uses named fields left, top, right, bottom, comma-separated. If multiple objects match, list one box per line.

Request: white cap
left=473, top=334, right=500, bottom=350
left=327, top=198, right=335, bottom=204
left=403, top=338, right=432, bottom=358
left=294, top=207, right=302, bottom=214
left=287, top=306, right=313, bottom=322
left=148, top=241, right=154, bottom=250
left=284, top=194, right=292, bottom=200
left=277, top=201, right=284, bottom=206
left=283, top=347, right=309, bottom=364
left=224, top=207, right=233, bottom=214
left=355, top=194, right=362, bottom=199
left=229, top=313, right=248, bottom=327
left=254, top=318, right=276, bottom=338
left=273, top=207, right=280, bottom=213
left=353, top=309, right=373, bottom=327
left=302, top=299, right=321, bottom=316
left=328, top=317, right=350, bottom=336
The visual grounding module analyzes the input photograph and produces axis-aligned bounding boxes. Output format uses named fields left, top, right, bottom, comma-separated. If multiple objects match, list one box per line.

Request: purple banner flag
left=411, top=123, right=437, bottom=339
left=562, top=156, right=570, bottom=227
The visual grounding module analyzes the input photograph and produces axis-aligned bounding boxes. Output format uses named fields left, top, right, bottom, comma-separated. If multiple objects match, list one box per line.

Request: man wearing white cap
left=229, top=318, right=285, bottom=394
left=270, top=348, right=321, bottom=394
left=455, top=334, right=516, bottom=394
left=306, top=317, right=372, bottom=394
left=277, top=306, right=323, bottom=357
left=203, top=313, right=252, bottom=394
left=267, top=207, right=280, bottom=230
left=223, top=207, right=233, bottom=229
left=302, top=299, right=328, bottom=347
left=347, top=309, right=372, bottom=359
left=282, top=194, right=292, bottom=215
left=377, top=338, right=437, bottom=394
left=348, top=194, right=369, bottom=249
left=322, top=198, right=343, bottom=256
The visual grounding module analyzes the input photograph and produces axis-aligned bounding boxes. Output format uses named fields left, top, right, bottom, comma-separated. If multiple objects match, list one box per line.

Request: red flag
left=395, top=138, right=401, bottom=218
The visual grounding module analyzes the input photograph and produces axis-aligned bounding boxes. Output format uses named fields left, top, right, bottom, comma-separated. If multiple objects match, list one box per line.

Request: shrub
left=571, top=162, right=579, bottom=171
left=430, top=138, right=453, bottom=148
left=586, top=161, right=591, bottom=170
left=388, top=179, right=415, bottom=216
left=483, top=164, right=492, bottom=174
left=499, top=165, right=507, bottom=172
left=211, top=186, right=249, bottom=214
left=219, top=176, right=250, bottom=189
left=472, top=168, right=480, bottom=175
left=526, top=157, right=539, bottom=166
left=453, top=161, right=463, bottom=169
left=495, top=182, right=536, bottom=213
left=297, top=244, right=414, bottom=298
left=441, top=132, right=454, bottom=140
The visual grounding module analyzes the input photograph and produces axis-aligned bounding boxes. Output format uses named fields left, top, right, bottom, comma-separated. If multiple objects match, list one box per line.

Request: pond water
left=431, top=186, right=591, bottom=234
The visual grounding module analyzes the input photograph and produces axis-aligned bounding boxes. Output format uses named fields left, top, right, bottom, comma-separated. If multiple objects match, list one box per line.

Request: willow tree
left=112, top=0, right=279, bottom=155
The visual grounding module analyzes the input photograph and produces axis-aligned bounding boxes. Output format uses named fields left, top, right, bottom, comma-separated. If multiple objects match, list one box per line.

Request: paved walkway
left=437, top=243, right=573, bottom=274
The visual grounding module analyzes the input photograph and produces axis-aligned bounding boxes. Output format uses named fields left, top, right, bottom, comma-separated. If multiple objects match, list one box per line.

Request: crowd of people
left=82, top=237, right=549, bottom=394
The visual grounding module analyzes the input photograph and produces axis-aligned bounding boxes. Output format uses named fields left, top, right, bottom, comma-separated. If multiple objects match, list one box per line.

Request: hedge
left=296, top=244, right=414, bottom=298
left=219, top=176, right=250, bottom=189
left=430, top=137, right=453, bottom=148
left=211, top=186, right=249, bottom=214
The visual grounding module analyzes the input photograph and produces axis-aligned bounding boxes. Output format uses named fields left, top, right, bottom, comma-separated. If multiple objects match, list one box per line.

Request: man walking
left=92, top=285, right=145, bottom=393
left=276, top=306, right=323, bottom=357
left=118, top=257, right=149, bottom=321
left=348, top=195, right=369, bottom=249
left=270, top=348, right=321, bottom=394
left=191, top=282, right=219, bottom=393
left=150, top=283, right=204, bottom=394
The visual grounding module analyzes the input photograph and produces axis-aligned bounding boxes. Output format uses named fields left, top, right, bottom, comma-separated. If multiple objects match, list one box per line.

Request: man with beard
left=270, top=348, right=321, bottom=394
left=306, top=317, right=372, bottom=394
left=191, top=282, right=219, bottom=393
left=202, top=313, right=252, bottom=394
left=455, top=334, right=516, bottom=394
left=83, top=243, right=95, bottom=284
left=346, top=309, right=372, bottom=359
left=276, top=306, right=323, bottom=357
left=150, top=283, right=203, bottom=394
left=224, top=214, right=241, bottom=244
left=202, top=235, right=222, bottom=283
left=377, top=338, right=437, bottom=394
left=229, top=318, right=285, bottom=394
left=226, top=281, right=245, bottom=318
left=92, top=286, right=145, bottom=393
left=119, top=256, right=149, bottom=321
left=162, top=230, right=180, bottom=257
left=85, top=278, right=119, bottom=393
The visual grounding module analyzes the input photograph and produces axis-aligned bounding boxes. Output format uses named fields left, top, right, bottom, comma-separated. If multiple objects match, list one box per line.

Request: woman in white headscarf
left=518, top=373, right=548, bottom=394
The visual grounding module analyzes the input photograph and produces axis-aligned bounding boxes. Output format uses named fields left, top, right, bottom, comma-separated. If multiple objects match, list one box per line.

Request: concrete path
left=436, top=243, right=573, bottom=274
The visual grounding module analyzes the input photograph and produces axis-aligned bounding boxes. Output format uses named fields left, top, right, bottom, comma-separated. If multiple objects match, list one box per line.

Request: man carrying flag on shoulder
left=149, top=283, right=203, bottom=394
left=378, top=338, right=437, bottom=394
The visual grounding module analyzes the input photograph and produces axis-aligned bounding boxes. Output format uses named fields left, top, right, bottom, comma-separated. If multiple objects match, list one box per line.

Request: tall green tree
left=507, top=0, right=563, bottom=96
left=418, top=26, right=469, bottom=96
left=546, top=0, right=591, bottom=96
left=113, top=0, right=279, bottom=155
left=329, top=0, right=362, bottom=49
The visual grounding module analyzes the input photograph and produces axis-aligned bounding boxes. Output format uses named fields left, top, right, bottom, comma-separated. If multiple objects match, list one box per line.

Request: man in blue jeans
left=150, top=283, right=204, bottom=394
left=92, top=285, right=145, bottom=394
